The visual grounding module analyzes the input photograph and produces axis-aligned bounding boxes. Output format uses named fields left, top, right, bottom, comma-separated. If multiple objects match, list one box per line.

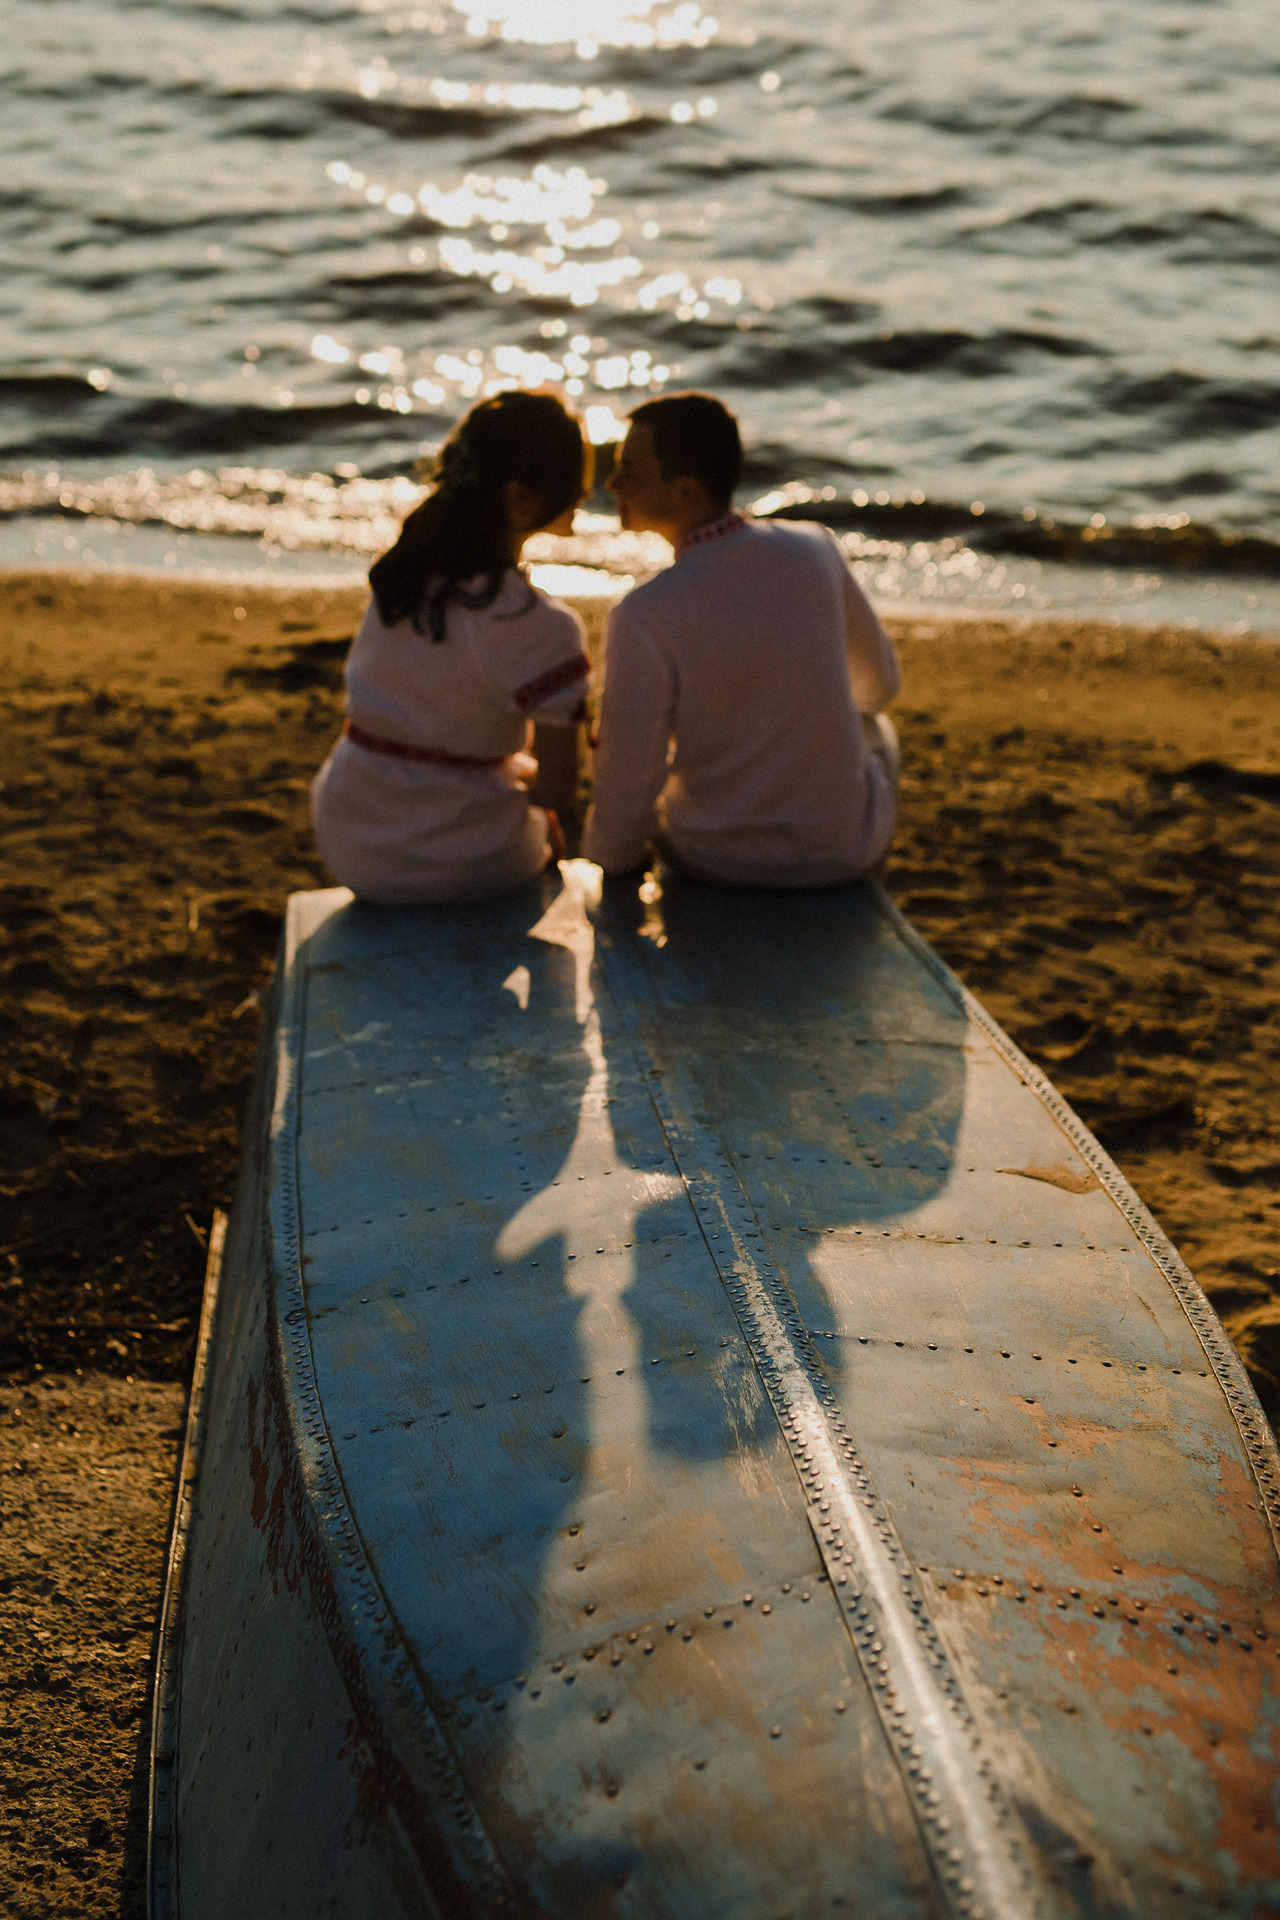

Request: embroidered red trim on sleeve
left=513, top=651, right=590, bottom=712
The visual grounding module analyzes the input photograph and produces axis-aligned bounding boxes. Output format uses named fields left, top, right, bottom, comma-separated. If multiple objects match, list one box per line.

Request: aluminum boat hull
left=150, top=866, right=1280, bottom=1919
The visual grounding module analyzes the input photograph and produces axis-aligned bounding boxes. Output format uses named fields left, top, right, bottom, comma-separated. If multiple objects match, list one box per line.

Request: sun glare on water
left=453, top=0, right=718, bottom=51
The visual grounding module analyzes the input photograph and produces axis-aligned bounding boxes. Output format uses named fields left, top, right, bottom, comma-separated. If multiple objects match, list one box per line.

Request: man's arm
left=582, top=608, right=675, bottom=874
left=833, top=537, right=901, bottom=714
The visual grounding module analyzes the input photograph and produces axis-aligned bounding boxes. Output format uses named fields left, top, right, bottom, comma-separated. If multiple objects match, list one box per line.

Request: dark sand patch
left=0, top=570, right=1277, bottom=1909
left=0, top=1373, right=183, bottom=1918
left=885, top=614, right=1280, bottom=1393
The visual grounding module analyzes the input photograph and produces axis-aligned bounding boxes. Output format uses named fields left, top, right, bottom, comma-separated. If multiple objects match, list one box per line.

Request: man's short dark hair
left=628, top=392, right=742, bottom=510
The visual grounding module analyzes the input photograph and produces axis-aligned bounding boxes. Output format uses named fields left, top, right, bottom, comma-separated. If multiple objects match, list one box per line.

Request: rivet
left=683, top=1629, right=693, bottom=1641
left=835, top=1700, right=847, bottom=1713
left=743, top=1594, right=754, bottom=1606
left=704, top=1607, right=715, bottom=1618
left=666, top=1619, right=676, bottom=1632
left=597, top=1708, right=610, bottom=1722
left=770, top=1725, right=782, bottom=1739
left=761, top=1604, right=772, bottom=1615
left=585, top=1602, right=596, bottom=1614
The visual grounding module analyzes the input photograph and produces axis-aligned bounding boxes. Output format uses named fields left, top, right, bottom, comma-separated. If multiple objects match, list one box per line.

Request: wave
left=881, top=90, right=1140, bottom=141
left=0, top=383, right=414, bottom=465
left=1091, top=370, right=1280, bottom=439
left=6, top=463, right=1280, bottom=581
left=720, top=322, right=1102, bottom=388
left=966, top=200, right=1280, bottom=265
left=781, top=185, right=972, bottom=217
left=752, top=485, right=1280, bottom=575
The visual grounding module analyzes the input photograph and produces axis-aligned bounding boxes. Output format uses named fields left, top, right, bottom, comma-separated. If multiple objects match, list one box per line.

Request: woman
left=312, top=389, right=591, bottom=905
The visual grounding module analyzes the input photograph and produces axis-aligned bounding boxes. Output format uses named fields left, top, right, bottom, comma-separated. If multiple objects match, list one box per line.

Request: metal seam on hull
left=868, top=885, right=1280, bottom=1566
left=593, top=906, right=1039, bottom=1920
left=269, top=901, right=518, bottom=1915
left=148, top=1208, right=227, bottom=1920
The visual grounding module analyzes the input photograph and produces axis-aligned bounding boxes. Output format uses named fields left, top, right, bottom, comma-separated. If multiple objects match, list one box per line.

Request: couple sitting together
left=311, top=388, right=901, bottom=905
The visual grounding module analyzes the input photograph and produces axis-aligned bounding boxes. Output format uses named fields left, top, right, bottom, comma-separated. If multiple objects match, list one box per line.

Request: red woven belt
left=343, top=719, right=506, bottom=769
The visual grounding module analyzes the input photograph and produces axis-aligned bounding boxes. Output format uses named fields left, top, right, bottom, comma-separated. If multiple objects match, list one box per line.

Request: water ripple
left=2, top=0, right=1279, bottom=562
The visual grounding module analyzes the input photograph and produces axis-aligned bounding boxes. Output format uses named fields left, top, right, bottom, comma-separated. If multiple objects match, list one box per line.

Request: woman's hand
left=527, top=721, right=582, bottom=825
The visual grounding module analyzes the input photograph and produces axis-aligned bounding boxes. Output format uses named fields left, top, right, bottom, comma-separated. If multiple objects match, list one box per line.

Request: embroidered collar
left=676, top=510, right=749, bottom=556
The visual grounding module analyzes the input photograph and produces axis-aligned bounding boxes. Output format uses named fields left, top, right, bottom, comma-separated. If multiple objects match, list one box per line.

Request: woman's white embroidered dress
left=312, top=571, right=588, bottom=905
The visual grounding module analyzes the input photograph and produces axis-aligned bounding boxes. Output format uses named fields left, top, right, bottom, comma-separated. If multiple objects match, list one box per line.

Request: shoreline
left=1, top=566, right=1277, bottom=1915
left=6, top=522, right=1280, bottom=639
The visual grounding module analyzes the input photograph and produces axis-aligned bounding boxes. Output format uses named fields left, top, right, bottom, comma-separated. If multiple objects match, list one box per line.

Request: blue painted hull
left=151, top=866, right=1280, bottom=1918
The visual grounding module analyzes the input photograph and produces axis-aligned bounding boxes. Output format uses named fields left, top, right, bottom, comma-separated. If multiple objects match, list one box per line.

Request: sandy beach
left=2, top=566, right=1278, bottom=1914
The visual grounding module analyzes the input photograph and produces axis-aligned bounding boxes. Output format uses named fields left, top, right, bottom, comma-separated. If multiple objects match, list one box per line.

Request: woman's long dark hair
left=369, top=389, right=588, bottom=641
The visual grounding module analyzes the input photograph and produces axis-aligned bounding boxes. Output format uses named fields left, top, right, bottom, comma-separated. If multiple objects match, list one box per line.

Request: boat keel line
left=594, top=922, right=1042, bottom=1920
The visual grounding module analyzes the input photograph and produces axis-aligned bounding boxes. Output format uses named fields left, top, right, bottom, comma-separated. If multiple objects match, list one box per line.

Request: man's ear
left=673, top=474, right=712, bottom=516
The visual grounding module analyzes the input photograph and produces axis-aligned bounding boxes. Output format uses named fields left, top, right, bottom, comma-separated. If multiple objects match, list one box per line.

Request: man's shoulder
left=750, top=515, right=841, bottom=558
left=696, top=514, right=840, bottom=571
left=609, top=516, right=842, bottom=625
left=608, top=564, right=684, bottom=633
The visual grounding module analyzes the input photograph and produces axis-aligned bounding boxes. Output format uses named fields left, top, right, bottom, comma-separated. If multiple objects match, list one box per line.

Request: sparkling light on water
left=454, top=0, right=718, bottom=52
left=9, top=0, right=1280, bottom=592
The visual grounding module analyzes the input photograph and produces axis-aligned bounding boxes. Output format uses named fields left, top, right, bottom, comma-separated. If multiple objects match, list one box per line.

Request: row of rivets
left=931, top=1570, right=1274, bottom=1645
left=830, top=1334, right=1212, bottom=1382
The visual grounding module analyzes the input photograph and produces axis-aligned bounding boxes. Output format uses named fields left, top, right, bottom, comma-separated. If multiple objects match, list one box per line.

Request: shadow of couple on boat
left=294, top=859, right=968, bottom=1722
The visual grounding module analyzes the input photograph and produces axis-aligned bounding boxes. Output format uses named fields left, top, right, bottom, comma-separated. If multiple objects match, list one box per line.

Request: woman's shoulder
left=484, top=570, right=584, bottom=641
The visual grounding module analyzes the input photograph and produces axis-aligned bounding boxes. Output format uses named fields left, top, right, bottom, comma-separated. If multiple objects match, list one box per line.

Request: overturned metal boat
left=150, top=864, right=1280, bottom=1919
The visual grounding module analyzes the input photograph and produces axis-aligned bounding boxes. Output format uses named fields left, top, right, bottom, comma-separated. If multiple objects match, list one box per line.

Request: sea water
left=4, top=0, right=1280, bottom=625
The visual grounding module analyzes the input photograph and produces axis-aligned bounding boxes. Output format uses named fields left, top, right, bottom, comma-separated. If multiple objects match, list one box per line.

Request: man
left=582, top=391, right=901, bottom=887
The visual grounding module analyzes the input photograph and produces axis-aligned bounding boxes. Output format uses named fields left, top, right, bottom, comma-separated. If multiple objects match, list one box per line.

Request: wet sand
left=1, top=568, right=1278, bottom=1913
